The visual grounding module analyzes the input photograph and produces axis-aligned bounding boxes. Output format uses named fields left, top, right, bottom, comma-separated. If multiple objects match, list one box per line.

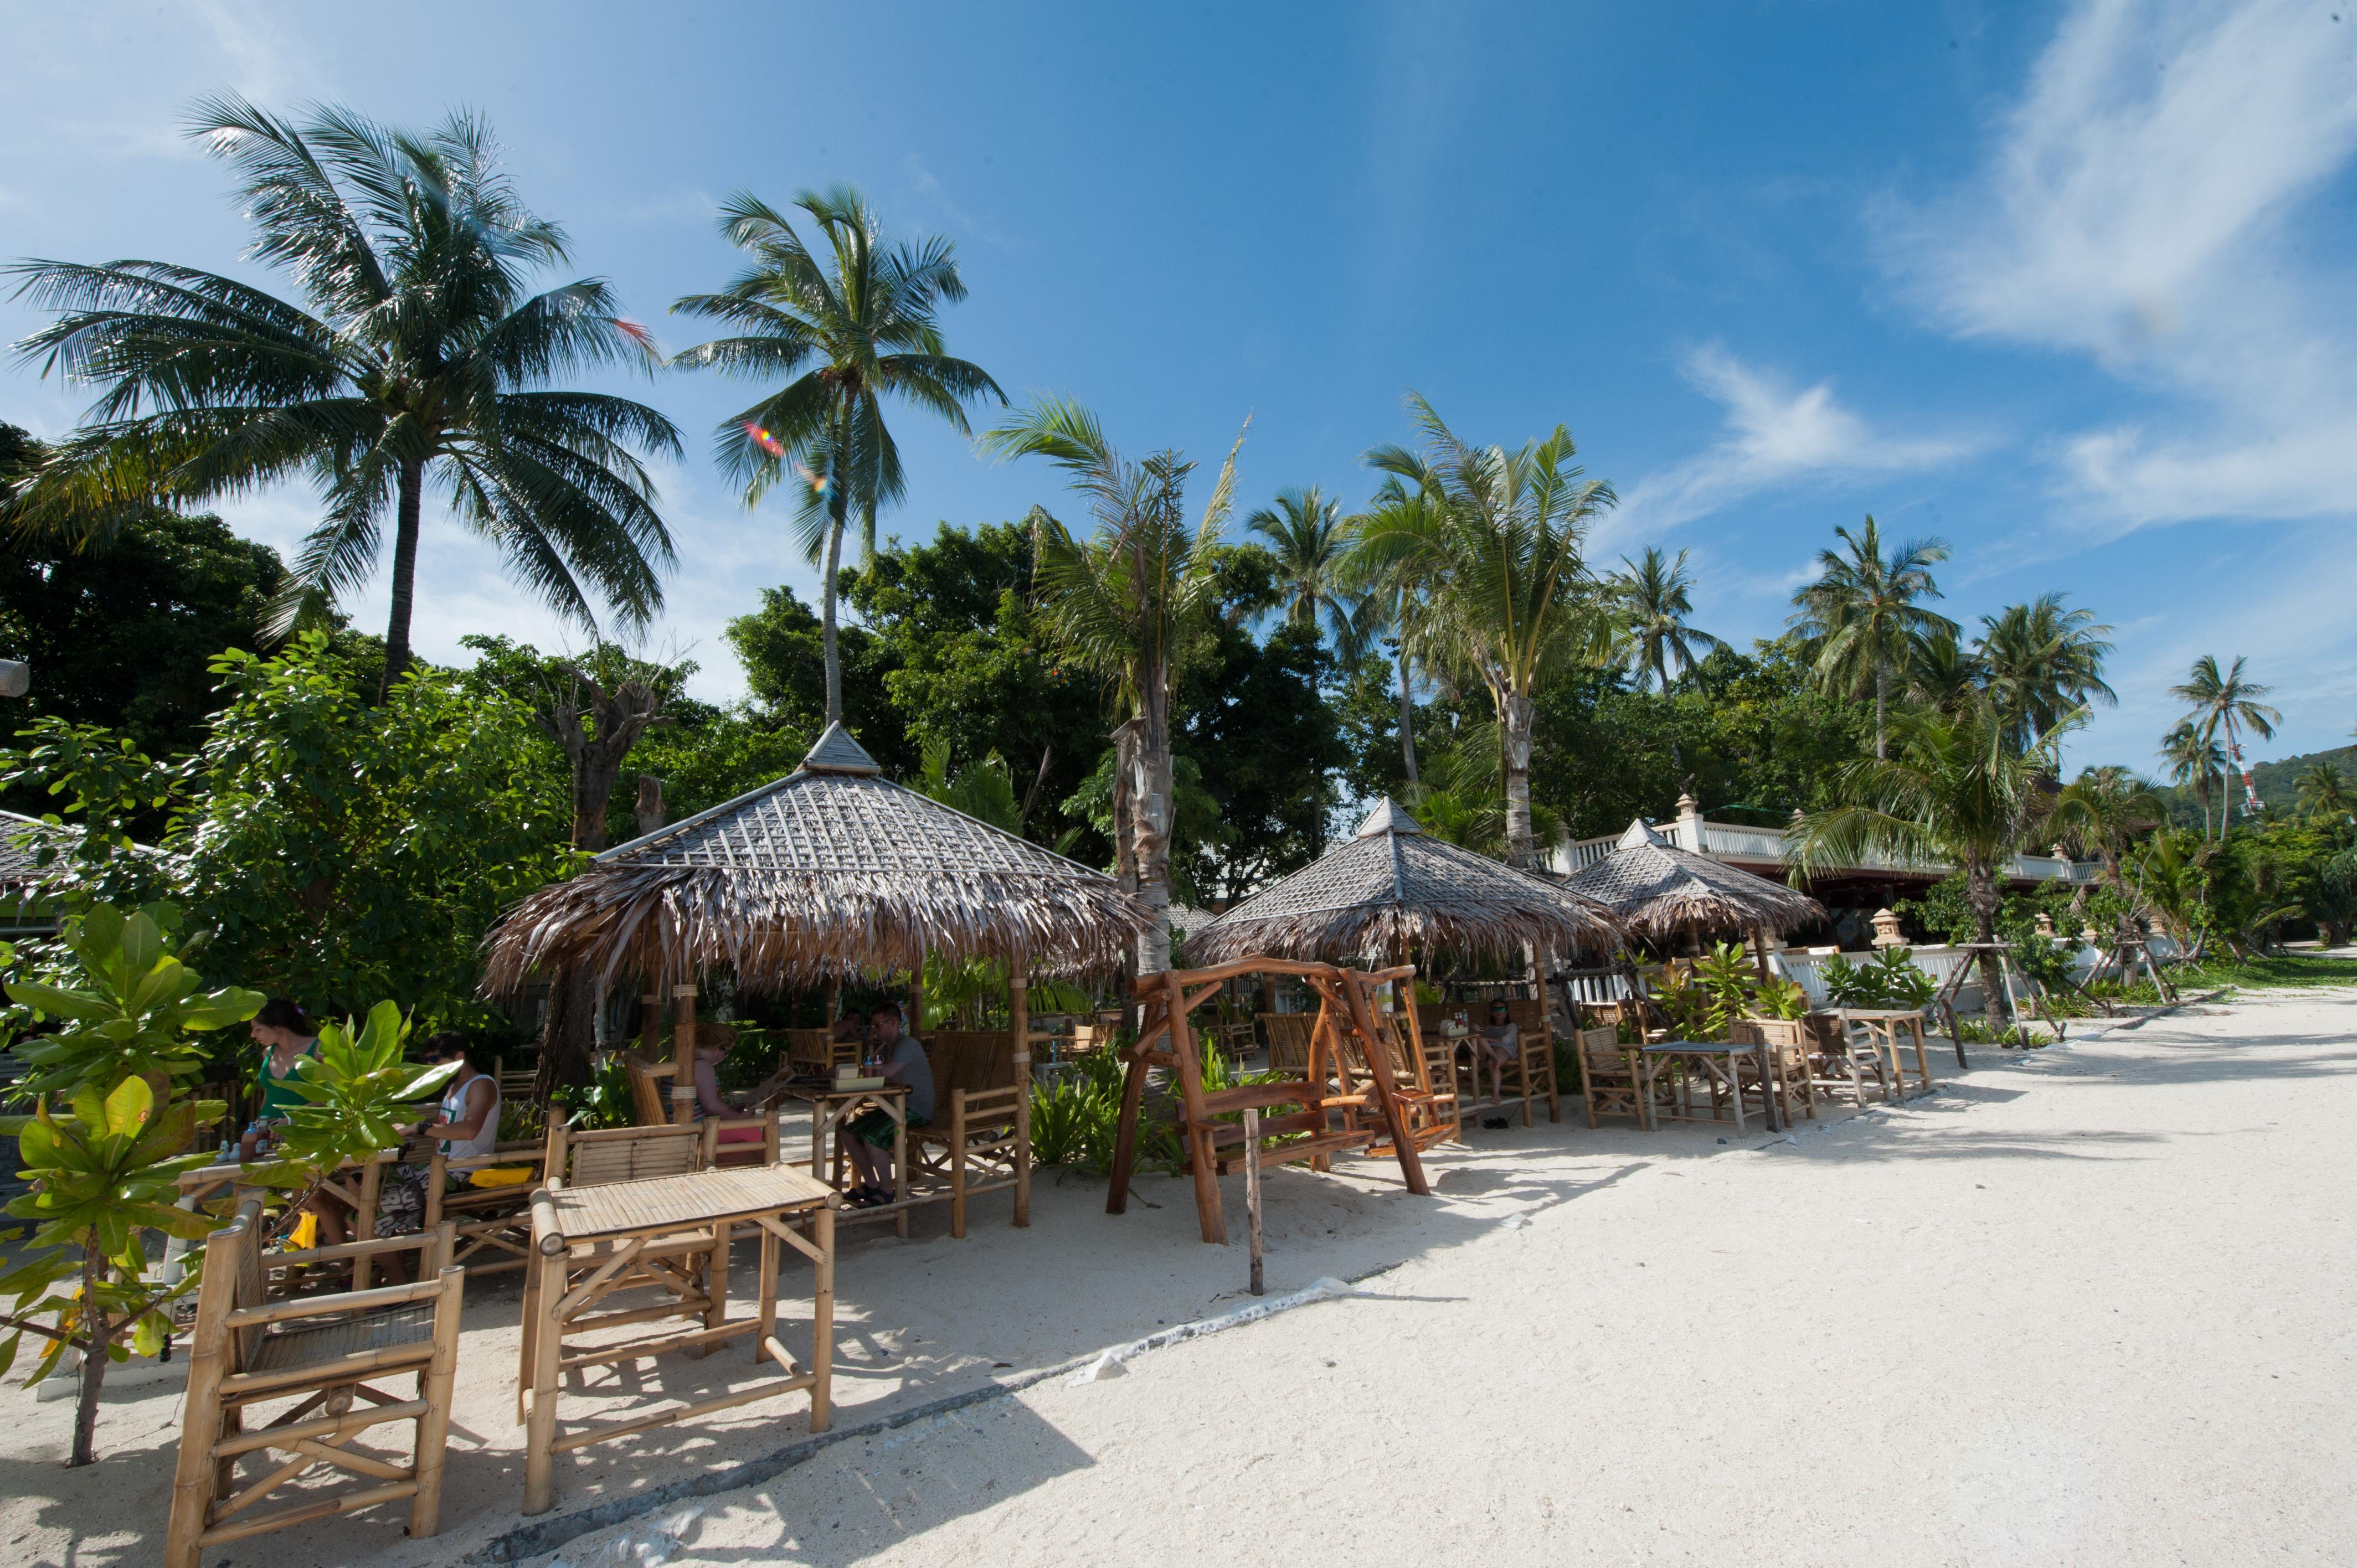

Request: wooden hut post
left=908, top=969, right=925, bottom=1038
left=640, top=979, right=662, bottom=1059
left=1752, top=926, right=1774, bottom=987
left=671, top=984, right=698, bottom=1125
left=1008, top=955, right=1032, bottom=1227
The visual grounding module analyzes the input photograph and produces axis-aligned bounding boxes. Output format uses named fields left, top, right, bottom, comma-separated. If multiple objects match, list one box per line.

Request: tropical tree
left=1342, top=476, right=1452, bottom=791
left=1356, top=395, right=1616, bottom=868
left=1245, top=485, right=1366, bottom=654
left=670, top=189, right=1002, bottom=726
left=1788, top=515, right=1954, bottom=760
left=5, top=97, right=681, bottom=700
left=1789, top=699, right=2065, bottom=1037
left=1903, top=626, right=1987, bottom=714
left=2169, top=654, right=2281, bottom=836
left=2297, top=761, right=2353, bottom=826
left=2049, top=765, right=2167, bottom=895
left=984, top=396, right=1244, bottom=975
left=1977, top=592, right=2115, bottom=756
left=1608, top=545, right=1723, bottom=693
left=2160, top=719, right=2225, bottom=839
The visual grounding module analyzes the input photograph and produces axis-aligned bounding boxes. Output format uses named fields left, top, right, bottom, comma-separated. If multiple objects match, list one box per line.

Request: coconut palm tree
left=2160, top=720, right=2226, bottom=839
left=670, top=189, right=1001, bottom=726
left=1789, top=698, right=2067, bottom=1037
left=1355, top=395, right=1615, bottom=868
left=1977, top=592, right=2116, bottom=756
left=6, top=97, right=682, bottom=699
left=2049, top=765, right=2168, bottom=896
left=1245, top=485, right=1366, bottom=653
left=983, top=395, right=1244, bottom=976
left=1341, top=474, right=1452, bottom=791
left=1903, top=625, right=1988, bottom=714
left=2169, top=654, right=2281, bottom=835
left=2298, top=761, right=2352, bottom=826
left=1608, top=545, right=1723, bottom=693
left=1788, top=515, right=1954, bottom=760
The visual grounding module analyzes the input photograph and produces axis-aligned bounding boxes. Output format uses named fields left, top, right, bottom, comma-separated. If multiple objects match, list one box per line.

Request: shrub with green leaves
left=4, top=904, right=263, bottom=1099
left=253, top=1002, right=456, bottom=1212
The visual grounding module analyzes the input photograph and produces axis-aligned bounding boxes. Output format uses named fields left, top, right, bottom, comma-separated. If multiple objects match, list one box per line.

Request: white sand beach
left=7, top=986, right=2354, bottom=1566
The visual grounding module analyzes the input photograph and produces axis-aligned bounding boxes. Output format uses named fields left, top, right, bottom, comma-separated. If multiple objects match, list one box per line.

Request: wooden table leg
left=706, top=1218, right=732, bottom=1340
left=523, top=1250, right=564, bottom=1515
left=890, top=1100, right=910, bottom=1241
left=1755, top=1041, right=1782, bottom=1133
left=755, top=1221, right=778, bottom=1364
left=810, top=1205, right=834, bottom=1433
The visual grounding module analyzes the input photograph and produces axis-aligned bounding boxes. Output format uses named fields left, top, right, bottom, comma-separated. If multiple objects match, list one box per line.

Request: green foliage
left=1753, top=977, right=1810, bottom=1021
left=1174, top=616, right=1347, bottom=899
left=1815, top=948, right=1936, bottom=1009
left=626, top=700, right=811, bottom=824
left=726, top=584, right=914, bottom=773
left=1690, top=942, right=1755, bottom=1038
left=256, top=1002, right=457, bottom=1188
left=4, top=902, right=263, bottom=1098
left=559, top=1055, right=640, bottom=1132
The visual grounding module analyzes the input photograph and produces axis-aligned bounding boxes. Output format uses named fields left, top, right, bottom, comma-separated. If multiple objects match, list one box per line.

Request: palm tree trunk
left=1133, top=670, right=1175, bottom=977
left=379, top=456, right=426, bottom=703
left=1501, top=688, right=1537, bottom=869
left=1874, top=658, right=1888, bottom=762
left=1967, top=858, right=2013, bottom=1039
left=819, top=509, right=845, bottom=727
left=1396, top=649, right=1419, bottom=790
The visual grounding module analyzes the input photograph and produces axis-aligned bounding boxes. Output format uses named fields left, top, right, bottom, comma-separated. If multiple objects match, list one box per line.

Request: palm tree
left=2169, top=655, right=2281, bottom=836
left=1341, top=475, right=1452, bottom=791
left=1789, top=699, right=2066, bottom=1037
left=2049, top=765, right=2167, bottom=896
left=1788, top=515, right=1954, bottom=760
left=1246, top=485, right=1366, bottom=652
left=1903, top=625, right=1988, bottom=714
left=984, top=395, right=1244, bottom=976
left=2298, top=761, right=2352, bottom=826
left=1355, top=395, right=1615, bottom=868
left=1977, top=593, right=2116, bottom=756
left=670, top=189, right=1001, bottom=726
left=1608, top=545, right=1723, bottom=693
left=6, top=99, right=682, bottom=700
left=2160, top=720, right=2226, bottom=839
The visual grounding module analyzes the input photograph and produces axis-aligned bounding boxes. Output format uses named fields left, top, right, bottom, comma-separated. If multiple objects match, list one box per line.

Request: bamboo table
left=1840, top=1008, right=1935, bottom=1096
left=520, top=1164, right=837, bottom=1516
left=774, top=1082, right=913, bottom=1237
left=167, top=1149, right=399, bottom=1288
left=1639, top=1039, right=1784, bottom=1136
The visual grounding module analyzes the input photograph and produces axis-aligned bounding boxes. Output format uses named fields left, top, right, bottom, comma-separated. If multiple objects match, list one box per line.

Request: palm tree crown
left=2160, top=719, right=2226, bottom=839
left=6, top=97, right=682, bottom=698
left=670, top=188, right=1002, bottom=726
left=1246, top=484, right=1367, bottom=660
left=1609, top=545, right=1723, bottom=693
left=1977, top=592, right=2114, bottom=755
left=1788, top=514, right=1954, bottom=760
left=2168, top=654, right=2281, bottom=836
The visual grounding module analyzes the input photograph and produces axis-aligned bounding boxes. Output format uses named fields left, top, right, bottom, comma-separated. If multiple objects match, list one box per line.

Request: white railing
left=1549, top=813, right=2099, bottom=886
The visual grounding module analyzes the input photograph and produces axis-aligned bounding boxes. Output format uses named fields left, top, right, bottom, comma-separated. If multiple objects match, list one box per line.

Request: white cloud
left=1606, top=344, right=1978, bottom=547
left=1879, top=0, right=2357, bottom=535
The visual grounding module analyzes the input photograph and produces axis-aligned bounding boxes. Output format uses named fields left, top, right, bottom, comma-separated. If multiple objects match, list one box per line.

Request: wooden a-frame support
left=1105, top=957, right=1433, bottom=1244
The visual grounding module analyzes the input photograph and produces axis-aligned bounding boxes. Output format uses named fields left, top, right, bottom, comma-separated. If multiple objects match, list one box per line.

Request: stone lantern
left=2034, top=910, right=2056, bottom=940
left=1870, top=907, right=1905, bottom=948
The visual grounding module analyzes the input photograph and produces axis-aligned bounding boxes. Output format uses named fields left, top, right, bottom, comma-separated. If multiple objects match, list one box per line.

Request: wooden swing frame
left=1105, top=958, right=1433, bottom=1244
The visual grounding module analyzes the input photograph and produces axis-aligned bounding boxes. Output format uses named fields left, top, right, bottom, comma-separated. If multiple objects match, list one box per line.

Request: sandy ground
left=6, top=987, right=2355, bottom=1565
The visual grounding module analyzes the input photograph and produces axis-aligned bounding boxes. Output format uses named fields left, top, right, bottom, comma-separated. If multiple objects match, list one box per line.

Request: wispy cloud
left=1877, top=0, right=2357, bottom=536
left=902, top=154, right=1003, bottom=246
left=1606, top=344, right=1978, bottom=548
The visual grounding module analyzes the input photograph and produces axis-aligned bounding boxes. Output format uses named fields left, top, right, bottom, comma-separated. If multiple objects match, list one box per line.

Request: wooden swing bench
left=1109, top=958, right=1436, bottom=1244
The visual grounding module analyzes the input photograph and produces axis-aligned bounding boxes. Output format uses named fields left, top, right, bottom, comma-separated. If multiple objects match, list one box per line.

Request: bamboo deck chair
left=621, top=1056, right=780, bottom=1163
left=166, top=1201, right=462, bottom=1568
left=1574, top=1022, right=1653, bottom=1129
left=906, top=1030, right=1032, bottom=1237
left=1729, top=1017, right=1818, bottom=1125
left=1258, top=1012, right=1316, bottom=1073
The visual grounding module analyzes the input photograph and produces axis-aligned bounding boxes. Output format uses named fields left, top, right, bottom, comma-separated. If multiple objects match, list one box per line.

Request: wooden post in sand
left=671, top=984, right=698, bottom=1125
left=1243, top=1106, right=1264, bottom=1296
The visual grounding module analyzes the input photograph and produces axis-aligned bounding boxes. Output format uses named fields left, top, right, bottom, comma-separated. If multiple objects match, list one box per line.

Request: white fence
left=1551, top=812, right=2098, bottom=886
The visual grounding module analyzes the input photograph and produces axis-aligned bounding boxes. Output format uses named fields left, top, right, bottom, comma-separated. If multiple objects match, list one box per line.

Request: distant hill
left=2157, top=741, right=2357, bottom=829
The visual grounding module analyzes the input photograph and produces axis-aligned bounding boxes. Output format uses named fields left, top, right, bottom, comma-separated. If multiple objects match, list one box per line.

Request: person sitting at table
left=1475, top=997, right=1522, bottom=1103
left=252, top=999, right=356, bottom=1245
left=372, top=1032, right=503, bottom=1280
left=688, top=1022, right=770, bottom=1146
left=843, top=1001, right=932, bottom=1207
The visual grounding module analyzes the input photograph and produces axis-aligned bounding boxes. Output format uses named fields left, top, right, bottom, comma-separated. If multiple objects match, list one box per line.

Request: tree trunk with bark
left=1874, top=658, right=1889, bottom=762
left=533, top=966, right=601, bottom=1105
left=1131, top=675, right=1175, bottom=977
left=379, top=456, right=426, bottom=703
left=1500, top=687, right=1537, bottom=868
left=1396, top=649, right=1420, bottom=790
left=1966, top=857, right=2015, bottom=1039
left=67, top=1250, right=108, bottom=1468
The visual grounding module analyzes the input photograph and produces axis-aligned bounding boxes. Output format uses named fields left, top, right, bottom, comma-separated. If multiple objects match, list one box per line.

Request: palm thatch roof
left=1561, top=818, right=1824, bottom=941
left=1186, top=797, right=1623, bottom=965
left=483, top=724, right=1150, bottom=995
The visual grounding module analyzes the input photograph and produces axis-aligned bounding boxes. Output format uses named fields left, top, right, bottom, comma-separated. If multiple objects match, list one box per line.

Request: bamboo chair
left=1576, top=1023, right=1653, bottom=1130
left=166, top=1202, right=462, bottom=1568
left=907, top=1031, right=1031, bottom=1236
left=1729, top=1017, right=1819, bottom=1126
left=492, top=1054, right=537, bottom=1103
left=621, top=1056, right=777, bottom=1161
left=780, top=1028, right=858, bottom=1078
left=1810, top=1014, right=1895, bottom=1106
left=421, top=1137, right=550, bottom=1278
left=1259, top=1013, right=1315, bottom=1073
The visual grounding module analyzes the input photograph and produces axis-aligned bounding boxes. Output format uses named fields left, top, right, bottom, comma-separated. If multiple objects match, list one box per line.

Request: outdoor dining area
left=149, top=781, right=1955, bottom=1564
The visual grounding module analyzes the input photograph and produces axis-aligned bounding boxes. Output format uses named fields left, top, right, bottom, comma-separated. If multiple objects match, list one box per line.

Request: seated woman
left=1475, top=998, right=1522, bottom=1103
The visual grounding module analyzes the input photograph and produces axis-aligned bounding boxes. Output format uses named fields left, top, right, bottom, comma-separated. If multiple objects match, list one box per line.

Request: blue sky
left=4, top=1, right=2354, bottom=773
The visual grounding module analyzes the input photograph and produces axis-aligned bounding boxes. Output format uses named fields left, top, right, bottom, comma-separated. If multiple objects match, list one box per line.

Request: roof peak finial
left=1355, top=796, right=1424, bottom=838
left=801, top=721, right=881, bottom=776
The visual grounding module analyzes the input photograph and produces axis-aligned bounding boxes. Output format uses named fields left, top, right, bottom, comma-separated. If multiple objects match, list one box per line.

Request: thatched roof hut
left=1562, top=818, right=1824, bottom=941
left=483, top=723, right=1149, bottom=996
left=1186, top=798, right=1623, bottom=966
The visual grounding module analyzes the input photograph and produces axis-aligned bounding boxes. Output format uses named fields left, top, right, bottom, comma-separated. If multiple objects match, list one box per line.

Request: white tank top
left=439, top=1072, right=501, bottom=1162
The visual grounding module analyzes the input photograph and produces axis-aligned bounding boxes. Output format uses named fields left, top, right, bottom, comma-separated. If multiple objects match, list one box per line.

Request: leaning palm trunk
left=1133, top=673, right=1176, bottom=976
left=383, top=457, right=427, bottom=700
left=1397, top=649, right=1420, bottom=790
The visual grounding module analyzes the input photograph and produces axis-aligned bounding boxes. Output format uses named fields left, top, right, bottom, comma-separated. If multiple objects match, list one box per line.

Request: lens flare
left=741, top=421, right=786, bottom=458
